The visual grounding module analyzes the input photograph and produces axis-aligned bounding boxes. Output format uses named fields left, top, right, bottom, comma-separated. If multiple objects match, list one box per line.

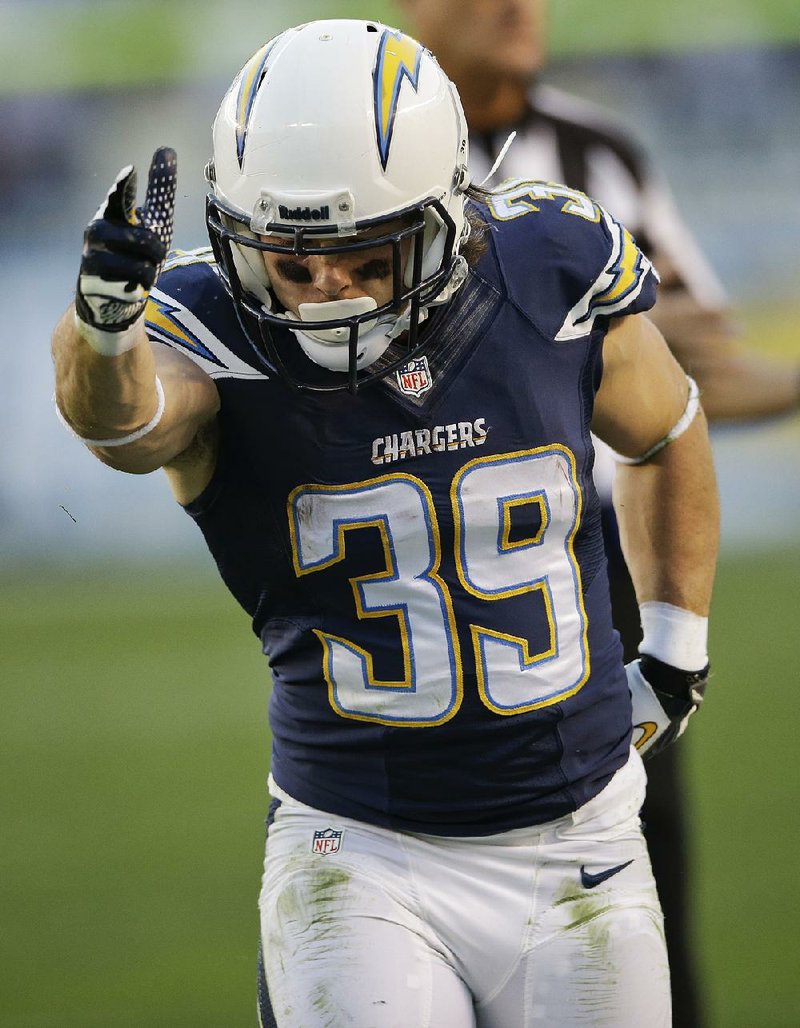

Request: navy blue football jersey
left=146, top=181, right=658, bottom=835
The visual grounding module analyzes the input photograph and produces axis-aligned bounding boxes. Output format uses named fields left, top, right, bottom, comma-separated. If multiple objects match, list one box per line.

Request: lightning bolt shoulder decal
left=555, top=209, right=658, bottom=341
left=145, top=278, right=268, bottom=381
left=373, top=30, right=423, bottom=171
left=146, top=295, right=224, bottom=368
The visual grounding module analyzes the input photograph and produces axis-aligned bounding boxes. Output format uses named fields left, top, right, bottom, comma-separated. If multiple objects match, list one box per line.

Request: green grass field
left=2, top=550, right=799, bottom=1026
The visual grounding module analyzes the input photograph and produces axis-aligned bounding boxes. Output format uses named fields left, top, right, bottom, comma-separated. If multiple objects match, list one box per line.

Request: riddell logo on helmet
left=278, top=204, right=330, bottom=222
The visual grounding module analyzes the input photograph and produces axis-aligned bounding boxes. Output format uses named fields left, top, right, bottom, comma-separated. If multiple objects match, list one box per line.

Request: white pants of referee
left=259, top=747, right=669, bottom=1027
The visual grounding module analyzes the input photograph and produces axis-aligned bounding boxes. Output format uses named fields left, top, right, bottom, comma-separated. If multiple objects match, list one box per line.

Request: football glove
left=626, top=654, right=709, bottom=759
left=75, top=146, right=177, bottom=351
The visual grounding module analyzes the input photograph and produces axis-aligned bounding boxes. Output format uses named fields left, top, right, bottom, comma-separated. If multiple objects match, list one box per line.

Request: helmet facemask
left=207, top=191, right=466, bottom=393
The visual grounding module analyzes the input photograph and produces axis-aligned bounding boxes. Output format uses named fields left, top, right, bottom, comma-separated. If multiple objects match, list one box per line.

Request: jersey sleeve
left=479, top=180, right=660, bottom=342
left=552, top=204, right=659, bottom=341
left=145, top=247, right=267, bottom=380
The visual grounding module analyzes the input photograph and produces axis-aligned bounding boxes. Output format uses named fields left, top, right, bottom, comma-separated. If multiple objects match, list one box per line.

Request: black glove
left=75, top=147, right=177, bottom=342
left=626, top=654, right=709, bottom=759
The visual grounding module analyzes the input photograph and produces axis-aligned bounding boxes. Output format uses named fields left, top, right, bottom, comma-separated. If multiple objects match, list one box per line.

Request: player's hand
left=626, top=655, right=709, bottom=759
left=75, top=147, right=177, bottom=350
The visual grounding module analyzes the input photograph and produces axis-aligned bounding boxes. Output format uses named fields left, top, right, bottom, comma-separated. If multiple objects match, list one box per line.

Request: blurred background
left=1, top=1, right=798, bottom=1024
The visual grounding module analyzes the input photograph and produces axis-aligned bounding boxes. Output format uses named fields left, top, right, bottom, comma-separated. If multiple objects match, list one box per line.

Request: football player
left=399, top=2, right=800, bottom=1023
left=52, top=20, right=719, bottom=1027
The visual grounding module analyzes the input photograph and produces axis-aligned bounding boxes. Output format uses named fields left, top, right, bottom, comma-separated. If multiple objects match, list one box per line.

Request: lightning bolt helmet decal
left=373, top=30, right=424, bottom=171
left=234, top=38, right=279, bottom=168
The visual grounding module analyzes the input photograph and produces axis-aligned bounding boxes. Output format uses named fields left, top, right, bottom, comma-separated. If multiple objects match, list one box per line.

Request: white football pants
left=259, top=748, right=669, bottom=1027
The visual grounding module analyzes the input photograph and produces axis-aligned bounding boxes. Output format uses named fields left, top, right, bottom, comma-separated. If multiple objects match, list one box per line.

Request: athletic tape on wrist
left=74, top=308, right=143, bottom=356
left=55, top=376, right=165, bottom=448
left=639, top=600, right=708, bottom=671
left=614, top=376, right=700, bottom=465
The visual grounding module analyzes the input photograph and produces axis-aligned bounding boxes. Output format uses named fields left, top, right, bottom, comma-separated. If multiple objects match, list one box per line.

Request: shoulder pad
left=146, top=248, right=267, bottom=380
left=476, top=179, right=659, bottom=340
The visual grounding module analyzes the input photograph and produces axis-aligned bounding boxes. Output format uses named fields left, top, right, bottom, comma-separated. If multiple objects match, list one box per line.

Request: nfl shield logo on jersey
left=312, top=828, right=344, bottom=855
left=396, top=355, right=433, bottom=397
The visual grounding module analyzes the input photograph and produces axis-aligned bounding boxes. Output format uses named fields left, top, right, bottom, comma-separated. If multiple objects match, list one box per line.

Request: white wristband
left=55, top=376, right=165, bottom=448
left=639, top=601, right=708, bottom=671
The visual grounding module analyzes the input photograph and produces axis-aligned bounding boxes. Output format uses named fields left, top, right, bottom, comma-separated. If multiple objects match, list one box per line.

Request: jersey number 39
left=288, top=446, right=589, bottom=726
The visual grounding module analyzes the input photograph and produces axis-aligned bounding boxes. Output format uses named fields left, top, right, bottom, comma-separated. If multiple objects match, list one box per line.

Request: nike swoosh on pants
left=579, top=859, right=634, bottom=889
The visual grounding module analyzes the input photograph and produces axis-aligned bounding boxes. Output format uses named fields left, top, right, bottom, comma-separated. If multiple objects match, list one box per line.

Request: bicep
left=592, top=313, right=690, bottom=459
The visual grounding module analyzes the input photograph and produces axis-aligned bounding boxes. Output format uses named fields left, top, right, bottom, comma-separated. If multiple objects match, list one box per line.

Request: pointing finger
left=139, top=146, right=177, bottom=248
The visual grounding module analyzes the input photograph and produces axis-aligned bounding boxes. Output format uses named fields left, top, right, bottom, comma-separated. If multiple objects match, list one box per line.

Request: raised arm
left=593, top=312, right=720, bottom=756
left=52, top=149, right=219, bottom=499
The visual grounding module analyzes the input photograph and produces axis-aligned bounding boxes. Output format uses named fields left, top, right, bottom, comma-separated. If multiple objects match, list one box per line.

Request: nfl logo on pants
left=312, top=828, right=344, bottom=855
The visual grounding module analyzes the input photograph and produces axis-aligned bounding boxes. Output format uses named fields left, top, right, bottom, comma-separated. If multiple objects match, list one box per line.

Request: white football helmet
left=205, top=19, right=471, bottom=392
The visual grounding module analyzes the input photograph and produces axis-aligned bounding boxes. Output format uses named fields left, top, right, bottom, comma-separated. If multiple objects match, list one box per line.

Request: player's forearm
left=612, top=411, right=719, bottom=616
left=53, top=304, right=160, bottom=440
left=618, top=416, right=718, bottom=756
left=53, top=304, right=220, bottom=476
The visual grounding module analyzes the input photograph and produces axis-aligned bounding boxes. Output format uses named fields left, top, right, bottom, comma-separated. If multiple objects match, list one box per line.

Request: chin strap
left=387, top=303, right=429, bottom=340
